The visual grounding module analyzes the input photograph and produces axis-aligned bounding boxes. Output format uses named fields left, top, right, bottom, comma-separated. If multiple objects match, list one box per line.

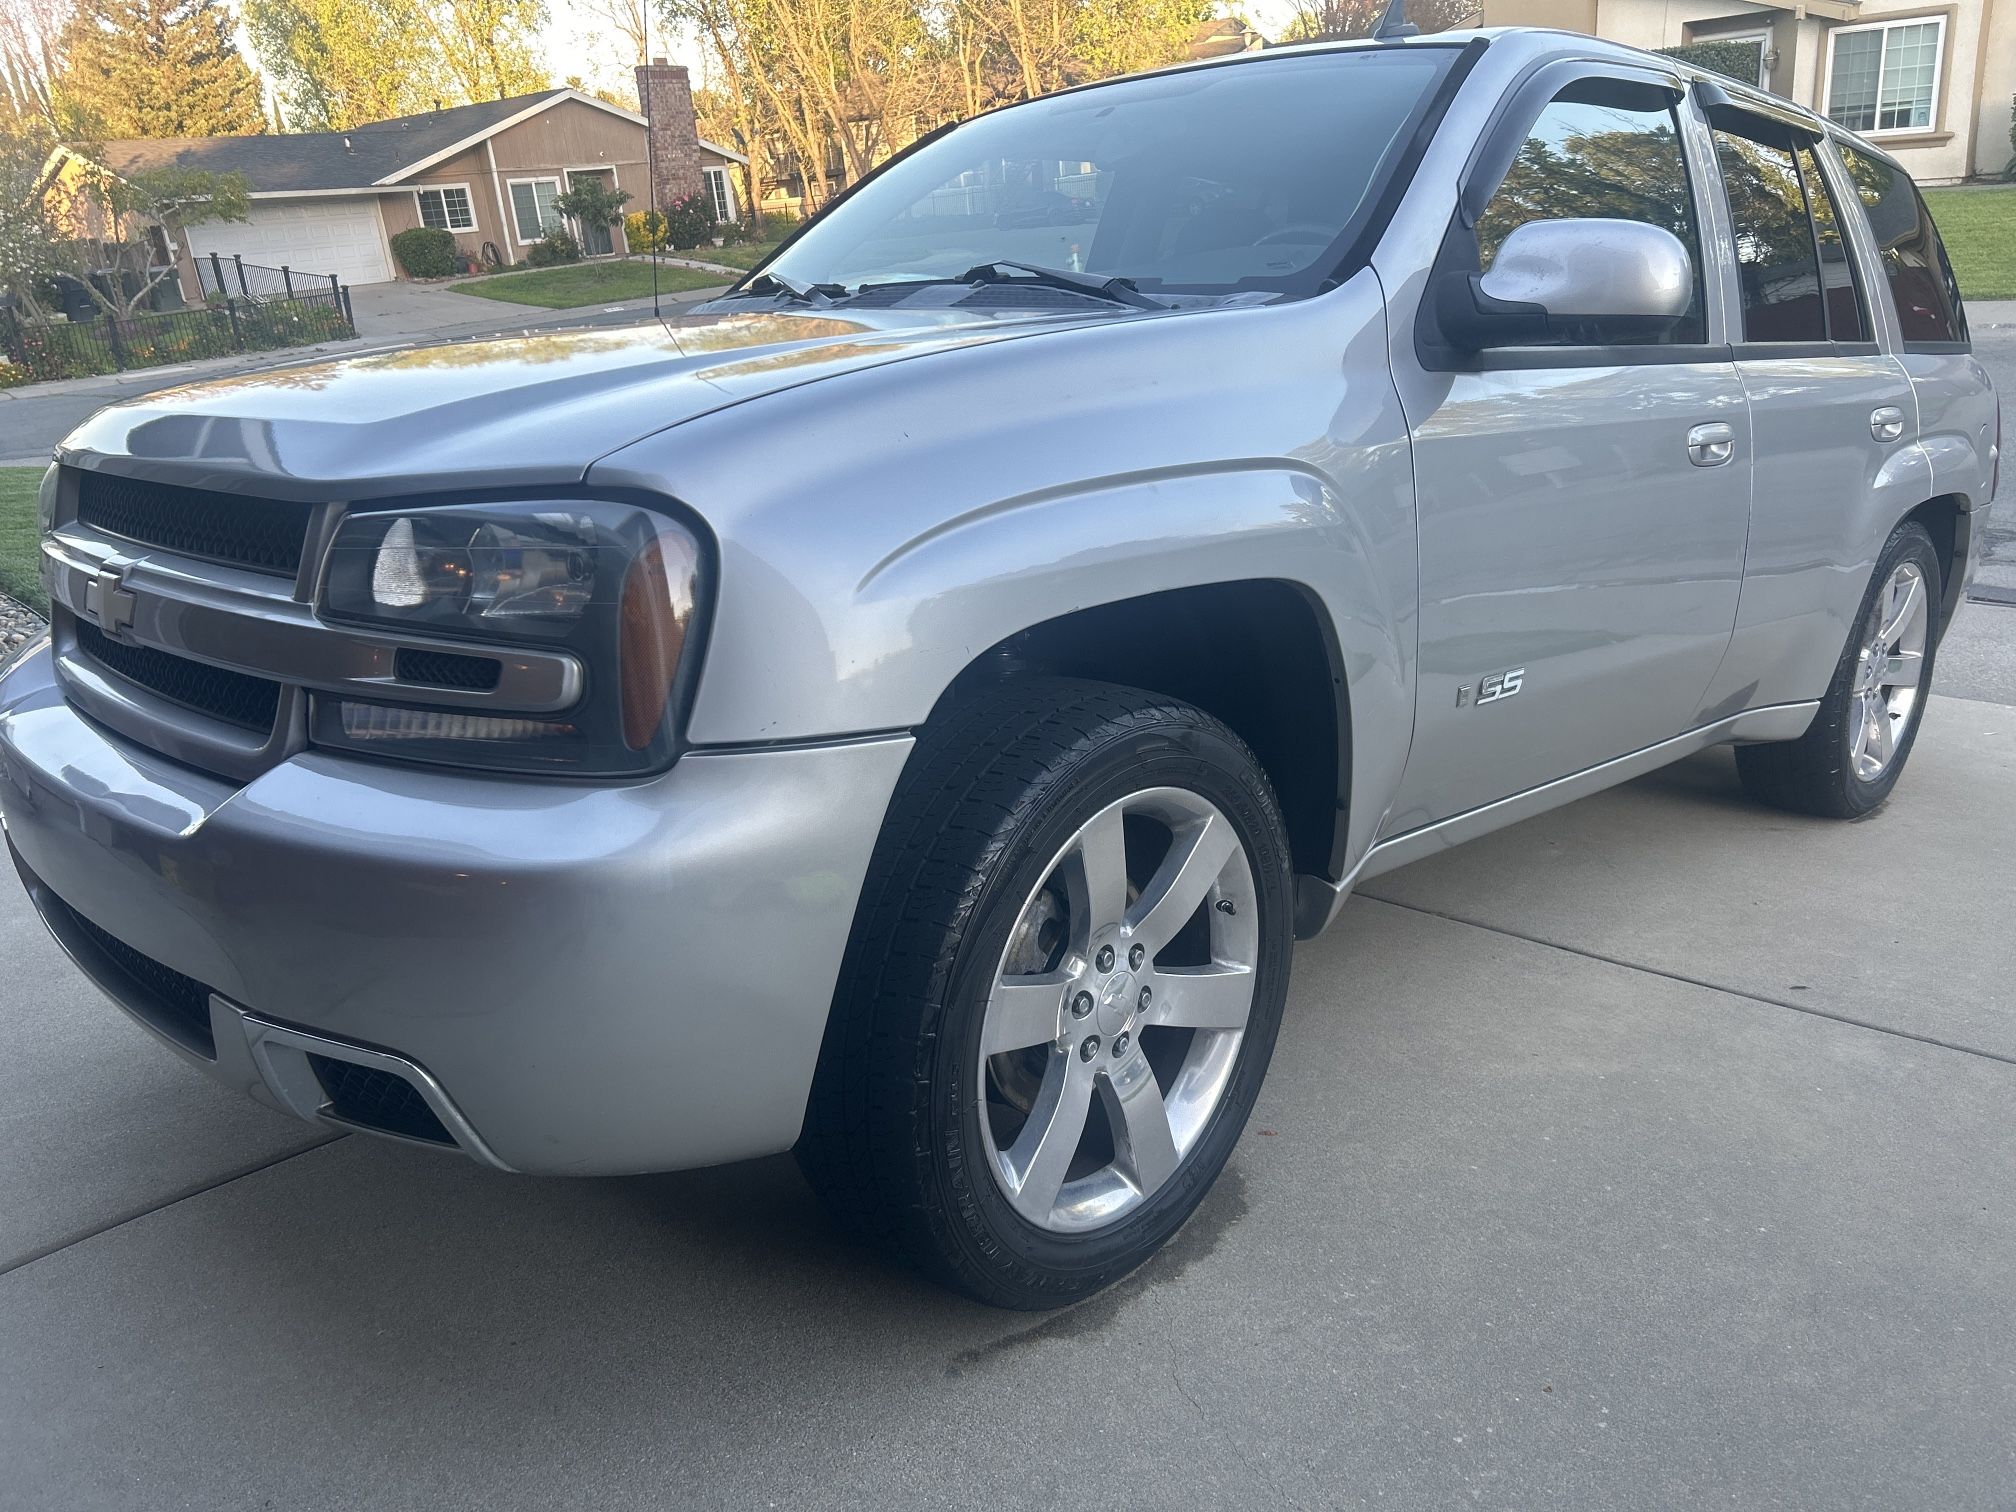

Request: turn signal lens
left=619, top=528, right=699, bottom=750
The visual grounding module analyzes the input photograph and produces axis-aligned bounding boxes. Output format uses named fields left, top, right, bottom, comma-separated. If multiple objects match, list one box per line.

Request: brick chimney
left=634, top=58, right=703, bottom=213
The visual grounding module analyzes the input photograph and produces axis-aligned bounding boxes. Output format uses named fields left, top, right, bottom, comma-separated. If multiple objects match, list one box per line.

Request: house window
left=508, top=177, right=563, bottom=242
left=415, top=185, right=475, bottom=232
left=702, top=165, right=737, bottom=225
left=1826, top=17, right=1944, bottom=135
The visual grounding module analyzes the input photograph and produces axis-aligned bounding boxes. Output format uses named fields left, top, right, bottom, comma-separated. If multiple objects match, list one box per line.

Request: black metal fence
left=0, top=285, right=356, bottom=385
left=194, top=252, right=354, bottom=321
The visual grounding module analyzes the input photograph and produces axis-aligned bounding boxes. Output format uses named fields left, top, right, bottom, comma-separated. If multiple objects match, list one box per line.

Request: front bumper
left=0, top=642, right=911, bottom=1175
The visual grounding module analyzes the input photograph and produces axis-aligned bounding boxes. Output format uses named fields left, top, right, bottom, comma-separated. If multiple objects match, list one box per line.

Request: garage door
left=184, top=197, right=394, bottom=287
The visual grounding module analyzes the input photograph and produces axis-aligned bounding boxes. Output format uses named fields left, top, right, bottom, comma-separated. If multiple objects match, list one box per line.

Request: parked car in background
left=0, top=30, right=1997, bottom=1309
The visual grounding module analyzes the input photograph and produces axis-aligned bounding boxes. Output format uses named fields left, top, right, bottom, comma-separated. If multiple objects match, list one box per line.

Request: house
left=1478, top=0, right=2015, bottom=183
left=1188, top=17, right=1269, bottom=57
left=52, top=62, right=747, bottom=296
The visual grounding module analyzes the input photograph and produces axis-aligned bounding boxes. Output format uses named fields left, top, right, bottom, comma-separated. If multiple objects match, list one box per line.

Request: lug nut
left=1071, top=991, right=1094, bottom=1018
left=1112, top=1032, right=1130, bottom=1058
left=1138, top=985, right=1153, bottom=1010
left=1080, top=1036, right=1101, bottom=1061
left=1096, top=945, right=1115, bottom=973
left=1128, top=943, right=1144, bottom=969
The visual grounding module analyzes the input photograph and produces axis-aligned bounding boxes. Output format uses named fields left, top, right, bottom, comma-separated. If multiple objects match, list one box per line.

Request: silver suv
left=0, top=30, right=1998, bottom=1308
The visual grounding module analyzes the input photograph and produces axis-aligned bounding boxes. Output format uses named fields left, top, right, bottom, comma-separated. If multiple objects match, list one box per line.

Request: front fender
left=590, top=280, right=1417, bottom=870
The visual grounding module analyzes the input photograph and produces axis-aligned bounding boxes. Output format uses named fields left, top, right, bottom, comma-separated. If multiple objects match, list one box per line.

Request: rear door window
left=1836, top=145, right=1967, bottom=346
left=1712, top=126, right=1825, bottom=342
left=1798, top=145, right=1869, bottom=342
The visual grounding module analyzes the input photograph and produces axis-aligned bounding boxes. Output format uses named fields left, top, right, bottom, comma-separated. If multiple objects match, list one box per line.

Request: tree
left=1277, top=0, right=1472, bottom=41
left=1, top=0, right=72, bottom=131
left=551, top=175, right=632, bottom=240
left=419, top=0, right=551, bottom=103
left=42, top=157, right=249, bottom=313
left=244, top=0, right=550, bottom=131
left=0, top=119, right=65, bottom=313
left=53, top=0, right=264, bottom=138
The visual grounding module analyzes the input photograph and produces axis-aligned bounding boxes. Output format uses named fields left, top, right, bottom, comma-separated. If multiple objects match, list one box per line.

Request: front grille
left=75, top=470, right=314, bottom=577
left=307, top=1056, right=455, bottom=1145
left=75, top=620, right=281, bottom=731
left=64, top=904, right=218, bottom=1058
left=395, top=647, right=502, bottom=691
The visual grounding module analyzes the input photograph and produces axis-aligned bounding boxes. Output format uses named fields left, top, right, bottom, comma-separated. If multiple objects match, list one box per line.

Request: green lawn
left=689, top=242, right=784, bottom=272
left=0, top=467, right=46, bottom=615
left=449, top=259, right=731, bottom=309
left=1924, top=187, right=2016, bottom=302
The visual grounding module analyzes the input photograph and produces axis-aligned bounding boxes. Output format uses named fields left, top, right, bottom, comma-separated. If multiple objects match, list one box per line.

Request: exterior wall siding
left=373, top=100, right=654, bottom=277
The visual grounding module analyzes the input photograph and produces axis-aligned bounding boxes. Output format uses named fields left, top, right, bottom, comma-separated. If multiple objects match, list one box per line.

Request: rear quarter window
left=1836, top=145, right=1967, bottom=347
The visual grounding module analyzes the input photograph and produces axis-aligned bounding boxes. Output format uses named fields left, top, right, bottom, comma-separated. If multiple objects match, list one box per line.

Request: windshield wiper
left=962, top=261, right=1165, bottom=309
left=851, top=262, right=1165, bottom=310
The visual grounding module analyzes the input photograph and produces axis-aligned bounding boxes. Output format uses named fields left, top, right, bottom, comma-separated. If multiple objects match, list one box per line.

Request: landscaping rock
left=1, top=591, right=46, bottom=672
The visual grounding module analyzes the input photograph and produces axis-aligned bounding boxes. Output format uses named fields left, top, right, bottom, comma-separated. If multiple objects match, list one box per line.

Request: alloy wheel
left=1849, top=559, right=1928, bottom=783
left=977, top=787, right=1258, bottom=1234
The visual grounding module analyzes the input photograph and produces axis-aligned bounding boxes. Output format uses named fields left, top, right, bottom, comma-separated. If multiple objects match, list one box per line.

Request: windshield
left=760, top=48, right=1458, bottom=303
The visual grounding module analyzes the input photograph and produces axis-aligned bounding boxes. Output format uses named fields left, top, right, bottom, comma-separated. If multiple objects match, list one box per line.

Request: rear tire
left=797, top=677, right=1293, bottom=1309
left=1736, top=520, right=1941, bottom=819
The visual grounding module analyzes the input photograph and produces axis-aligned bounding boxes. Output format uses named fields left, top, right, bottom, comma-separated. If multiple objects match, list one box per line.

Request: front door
left=1386, top=71, right=1753, bottom=834
left=568, top=170, right=616, bottom=255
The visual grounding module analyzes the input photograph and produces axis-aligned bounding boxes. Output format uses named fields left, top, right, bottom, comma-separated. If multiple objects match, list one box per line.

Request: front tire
left=798, top=678, right=1293, bottom=1309
left=1736, top=520, right=1941, bottom=819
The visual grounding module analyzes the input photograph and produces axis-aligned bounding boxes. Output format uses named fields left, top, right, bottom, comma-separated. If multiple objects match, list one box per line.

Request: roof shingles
left=97, top=91, right=570, bottom=193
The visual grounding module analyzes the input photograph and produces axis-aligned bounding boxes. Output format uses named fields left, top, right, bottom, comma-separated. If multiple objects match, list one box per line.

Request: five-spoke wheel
left=980, top=788, right=1258, bottom=1232
left=799, top=678, right=1292, bottom=1309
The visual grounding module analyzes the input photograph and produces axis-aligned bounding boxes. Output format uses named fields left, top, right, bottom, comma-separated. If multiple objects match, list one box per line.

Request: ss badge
left=1456, top=668, right=1525, bottom=708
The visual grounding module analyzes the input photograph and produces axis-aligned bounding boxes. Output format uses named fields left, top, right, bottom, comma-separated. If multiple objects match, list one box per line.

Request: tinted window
left=1837, top=145, right=1967, bottom=345
left=1475, top=83, right=1705, bottom=344
left=1713, top=128, right=1824, bottom=342
left=1798, top=146, right=1868, bottom=341
left=763, top=50, right=1455, bottom=300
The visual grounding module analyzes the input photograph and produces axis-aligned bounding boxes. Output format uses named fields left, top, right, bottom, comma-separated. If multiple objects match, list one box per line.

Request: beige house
left=54, top=78, right=746, bottom=295
left=1479, top=0, right=2014, bottom=182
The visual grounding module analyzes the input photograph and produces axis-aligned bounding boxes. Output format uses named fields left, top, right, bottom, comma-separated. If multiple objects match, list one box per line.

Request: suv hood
left=59, top=307, right=1126, bottom=498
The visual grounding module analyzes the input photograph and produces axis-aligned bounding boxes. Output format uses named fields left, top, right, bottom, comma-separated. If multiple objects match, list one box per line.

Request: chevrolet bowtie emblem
left=84, top=564, right=138, bottom=636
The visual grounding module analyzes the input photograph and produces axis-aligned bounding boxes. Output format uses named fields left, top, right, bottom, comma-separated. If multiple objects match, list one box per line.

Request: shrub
left=1655, top=40, right=1766, bottom=85
left=390, top=226, right=459, bottom=279
left=526, top=229, right=582, bottom=267
left=625, top=209, right=668, bottom=253
left=756, top=210, right=800, bottom=240
left=659, top=192, right=716, bottom=251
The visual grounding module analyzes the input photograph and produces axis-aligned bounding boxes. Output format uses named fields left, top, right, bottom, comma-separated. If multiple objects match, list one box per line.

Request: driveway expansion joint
left=1356, top=892, right=2016, bottom=1069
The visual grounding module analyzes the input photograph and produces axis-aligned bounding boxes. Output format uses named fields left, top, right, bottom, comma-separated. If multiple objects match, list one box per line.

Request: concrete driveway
left=2, top=685, right=2012, bottom=1510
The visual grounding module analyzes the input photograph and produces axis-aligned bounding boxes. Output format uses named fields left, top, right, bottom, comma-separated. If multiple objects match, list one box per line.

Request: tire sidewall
left=1835, top=524, right=1942, bottom=816
left=924, top=713, right=1293, bottom=1302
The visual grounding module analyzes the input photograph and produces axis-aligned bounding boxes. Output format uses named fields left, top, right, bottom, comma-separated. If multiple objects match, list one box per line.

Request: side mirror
left=1436, top=218, right=1693, bottom=350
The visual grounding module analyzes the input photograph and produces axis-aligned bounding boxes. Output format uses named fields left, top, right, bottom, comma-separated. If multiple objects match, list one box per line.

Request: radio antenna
left=1371, top=0, right=1419, bottom=38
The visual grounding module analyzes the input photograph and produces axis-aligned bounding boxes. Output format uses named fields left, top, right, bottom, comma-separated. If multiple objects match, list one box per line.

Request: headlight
left=316, top=499, right=704, bottom=775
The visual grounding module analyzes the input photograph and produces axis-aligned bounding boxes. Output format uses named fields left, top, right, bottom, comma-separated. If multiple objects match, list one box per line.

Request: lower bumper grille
left=308, top=1055, right=455, bottom=1145
left=60, top=900, right=218, bottom=1058
left=74, top=620, right=281, bottom=733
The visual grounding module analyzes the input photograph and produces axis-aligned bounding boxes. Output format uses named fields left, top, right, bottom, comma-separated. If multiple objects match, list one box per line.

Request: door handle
left=1870, top=406, right=1906, bottom=443
left=1686, top=422, right=1735, bottom=467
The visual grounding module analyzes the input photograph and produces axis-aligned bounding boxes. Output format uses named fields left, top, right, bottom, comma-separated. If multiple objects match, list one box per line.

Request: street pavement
left=0, top=313, right=2011, bottom=1511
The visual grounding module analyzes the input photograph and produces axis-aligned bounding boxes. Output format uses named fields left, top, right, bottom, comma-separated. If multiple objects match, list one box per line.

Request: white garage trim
left=184, top=197, right=395, bottom=287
